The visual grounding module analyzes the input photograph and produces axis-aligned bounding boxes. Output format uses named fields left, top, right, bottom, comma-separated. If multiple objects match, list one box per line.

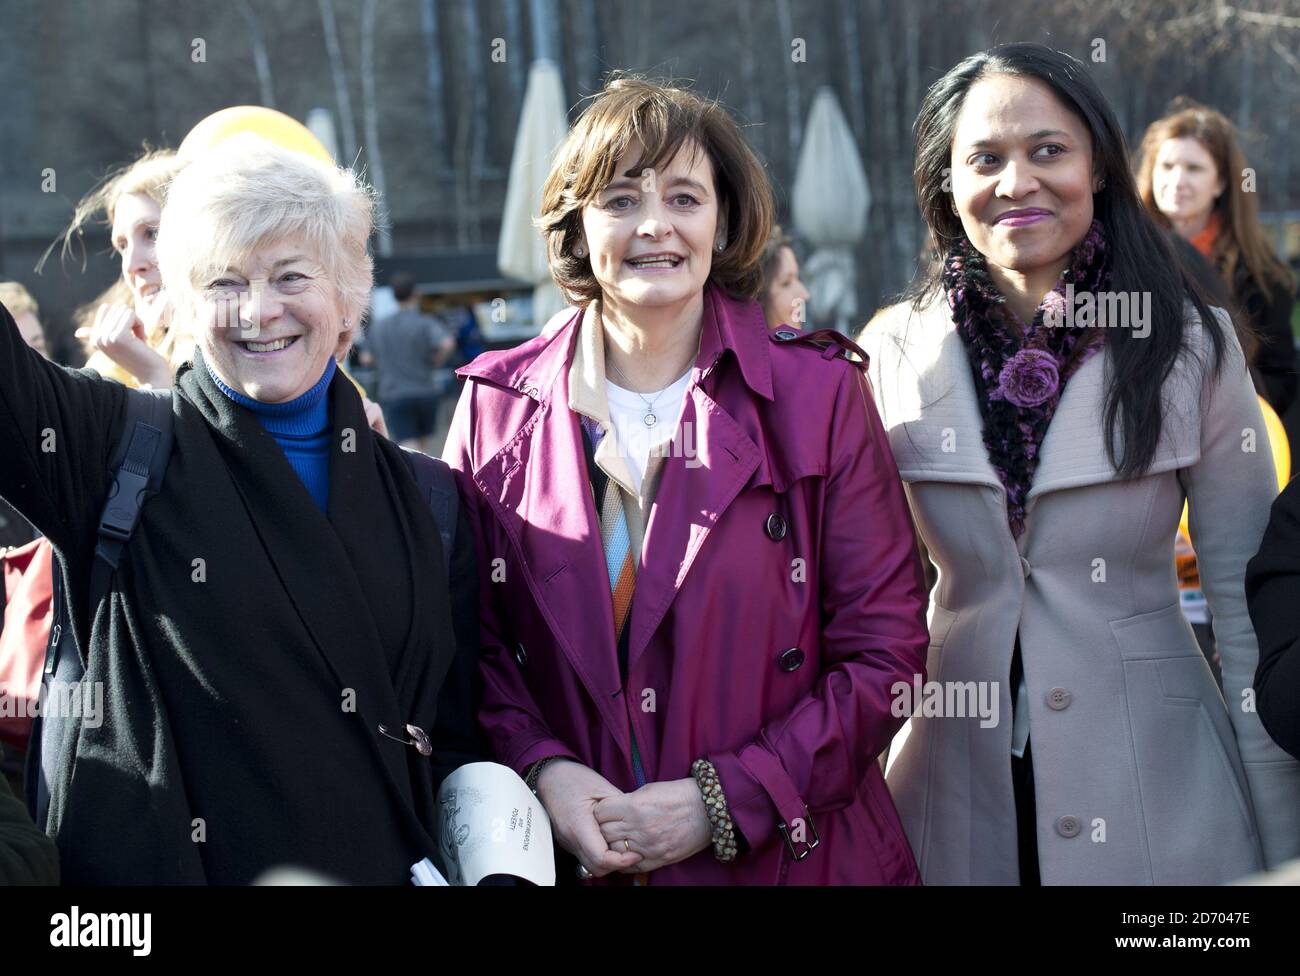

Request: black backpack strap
left=26, top=387, right=174, bottom=825
left=402, top=449, right=459, bottom=577
left=89, top=388, right=175, bottom=610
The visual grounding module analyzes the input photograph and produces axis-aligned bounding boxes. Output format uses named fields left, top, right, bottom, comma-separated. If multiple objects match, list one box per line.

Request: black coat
left=1246, top=474, right=1300, bottom=760
left=0, top=745, right=57, bottom=884
left=1233, top=264, right=1297, bottom=417
left=0, top=305, right=486, bottom=883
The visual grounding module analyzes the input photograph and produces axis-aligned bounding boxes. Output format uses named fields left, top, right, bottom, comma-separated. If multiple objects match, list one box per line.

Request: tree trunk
left=360, top=0, right=391, bottom=255
left=318, top=0, right=358, bottom=166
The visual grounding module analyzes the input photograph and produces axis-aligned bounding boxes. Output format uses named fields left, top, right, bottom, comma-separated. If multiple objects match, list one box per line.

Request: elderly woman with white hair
left=0, top=135, right=485, bottom=884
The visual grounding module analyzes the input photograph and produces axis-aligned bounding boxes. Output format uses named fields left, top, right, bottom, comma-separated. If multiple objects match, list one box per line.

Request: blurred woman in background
left=756, top=227, right=811, bottom=330
left=49, top=147, right=191, bottom=388
left=1137, top=99, right=1297, bottom=416
left=0, top=281, right=48, bottom=359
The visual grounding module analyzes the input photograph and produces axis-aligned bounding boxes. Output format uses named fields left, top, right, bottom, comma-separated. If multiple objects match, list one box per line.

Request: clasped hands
left=535, top=759, right=714, bottom=877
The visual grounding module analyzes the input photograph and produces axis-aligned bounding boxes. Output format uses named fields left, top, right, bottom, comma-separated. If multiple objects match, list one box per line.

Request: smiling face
left=950, top=73, right=1098, bottom=283
left=196, top=235, right=347, bottom=403
left=111, top=192, right=165, bottom=314
left=1152, top=136, right=1225, bottom=228
left=579, top=138, right=722, bottom=318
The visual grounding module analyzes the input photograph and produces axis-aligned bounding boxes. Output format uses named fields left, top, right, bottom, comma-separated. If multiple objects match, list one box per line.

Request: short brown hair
left=538, top=74, right=775, bottom=305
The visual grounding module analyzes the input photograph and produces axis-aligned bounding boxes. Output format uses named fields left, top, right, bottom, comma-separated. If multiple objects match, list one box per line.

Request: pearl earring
left=574, top=243, right=587, bottom=259
left=716, top=240, right=725, bottom=252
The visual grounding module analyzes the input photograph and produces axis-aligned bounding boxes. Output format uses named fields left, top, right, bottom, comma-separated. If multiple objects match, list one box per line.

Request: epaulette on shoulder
left=770, top=327, right=868, bottom=370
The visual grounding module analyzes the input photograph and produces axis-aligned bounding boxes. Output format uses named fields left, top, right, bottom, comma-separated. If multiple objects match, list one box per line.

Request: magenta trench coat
left=443, top=285, right=928, bottom=884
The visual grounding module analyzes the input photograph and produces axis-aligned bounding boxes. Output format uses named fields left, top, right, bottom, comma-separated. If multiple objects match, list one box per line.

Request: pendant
left=642, top=412, right=658, bottom=428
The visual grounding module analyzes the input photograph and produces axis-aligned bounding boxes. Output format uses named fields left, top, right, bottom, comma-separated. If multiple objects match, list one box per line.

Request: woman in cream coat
left=862, top=44, right=1300, bottom=885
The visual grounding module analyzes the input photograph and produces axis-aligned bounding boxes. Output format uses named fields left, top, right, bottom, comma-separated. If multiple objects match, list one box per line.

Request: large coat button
left=1055, top=815, right=1082, bottom=838
left=778, top=647, right=805, bottom=672
left=514, top=643, right=528, bottom=667
left=773, top=329, right=798, bottom=341
left=765, top=513, right=788, bottom=541
left=1046, top=687, right=1071, bottom=711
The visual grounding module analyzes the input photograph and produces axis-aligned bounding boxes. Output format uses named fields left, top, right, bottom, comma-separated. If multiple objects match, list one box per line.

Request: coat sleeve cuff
left=709, top=743, right=812, bottom=855
left=1243, top=758, right=1300, bottom=869
left=503, top=733, right=581, bottom=781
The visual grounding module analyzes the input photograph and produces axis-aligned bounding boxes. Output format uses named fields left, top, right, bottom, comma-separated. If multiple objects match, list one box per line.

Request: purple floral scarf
left=942, top=220, right=1110, bottom=537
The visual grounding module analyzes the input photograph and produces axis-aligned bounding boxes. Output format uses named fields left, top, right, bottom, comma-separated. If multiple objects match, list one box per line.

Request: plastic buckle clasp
left=98, top=467, right=150, bottom=542
left=777, top=807, right=821, bottom=860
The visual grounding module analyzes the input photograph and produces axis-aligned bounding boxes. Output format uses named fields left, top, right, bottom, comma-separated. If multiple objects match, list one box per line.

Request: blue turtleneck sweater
left=207, top=358, right=335, bottom=511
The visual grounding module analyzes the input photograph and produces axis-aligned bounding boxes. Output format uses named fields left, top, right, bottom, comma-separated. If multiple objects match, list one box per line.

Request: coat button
left=765, top=513, right=788, bottom=541
left=1046, top=687, right=1072, bottom=711
left=1055, top=815, right=1082, bottom=838
left=514, top=643, right=528, bottom=668
left=778, top=647, right=805, bottom=672
left=1020, top=556, right=1032, bottom=578
left=774, top=329, right=798, bottom=341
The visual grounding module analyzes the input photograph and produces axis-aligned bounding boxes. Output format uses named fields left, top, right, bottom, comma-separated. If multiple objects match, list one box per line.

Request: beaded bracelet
left=525, top=756, right=561, bottom=795
left=691, top=758, right=739, bottom=863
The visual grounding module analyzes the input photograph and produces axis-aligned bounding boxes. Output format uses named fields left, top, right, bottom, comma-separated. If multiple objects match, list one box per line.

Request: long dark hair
left=906, top=43, right=1229, bottom=479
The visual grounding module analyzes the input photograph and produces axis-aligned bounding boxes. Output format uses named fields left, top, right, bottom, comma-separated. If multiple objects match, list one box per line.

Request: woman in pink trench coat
left=443, top=76, right=929, bottom=885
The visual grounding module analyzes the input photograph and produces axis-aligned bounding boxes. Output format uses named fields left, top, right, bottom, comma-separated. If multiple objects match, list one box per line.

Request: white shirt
left=605, top=370, right=693, bottom=494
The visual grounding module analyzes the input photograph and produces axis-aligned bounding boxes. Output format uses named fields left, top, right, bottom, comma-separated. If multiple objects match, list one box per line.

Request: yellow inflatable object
left=1180, top=394, right=1289, bottom=538
left=179, top=106, right=334, bottom=164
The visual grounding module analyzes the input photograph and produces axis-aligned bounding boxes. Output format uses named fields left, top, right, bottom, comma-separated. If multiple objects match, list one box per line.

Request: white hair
left=156, top=133, right=375, bottom=339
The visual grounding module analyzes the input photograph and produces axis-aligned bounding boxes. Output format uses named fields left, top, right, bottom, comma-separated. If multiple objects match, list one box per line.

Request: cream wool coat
left=861, top=294, right=1300, bottom=885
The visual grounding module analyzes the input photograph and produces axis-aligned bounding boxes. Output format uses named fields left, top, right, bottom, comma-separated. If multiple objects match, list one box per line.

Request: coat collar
left=459, top=284, right=775, bottom=406
left=864, top=295, right=1202, bottom=508
left=462, top=286, right=769, bottom=743
left=865, top=295, right=1002, bottom=492
left=176, top=352, right=443, bottom=852
left=567, top=302, right=639, bottom=497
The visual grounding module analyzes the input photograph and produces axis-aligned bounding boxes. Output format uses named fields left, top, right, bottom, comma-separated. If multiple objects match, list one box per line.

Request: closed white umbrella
left=791, top=87, right=871, bottom=334
left=498, top=59, right=568, bottom=330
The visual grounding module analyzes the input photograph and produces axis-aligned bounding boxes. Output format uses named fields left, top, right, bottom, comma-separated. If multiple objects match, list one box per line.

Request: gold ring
left=624, top=839, right=631, bottom=853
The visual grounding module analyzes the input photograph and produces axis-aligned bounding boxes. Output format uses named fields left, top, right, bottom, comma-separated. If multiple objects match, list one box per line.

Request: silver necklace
left=606, top=357, right=669, bottom=428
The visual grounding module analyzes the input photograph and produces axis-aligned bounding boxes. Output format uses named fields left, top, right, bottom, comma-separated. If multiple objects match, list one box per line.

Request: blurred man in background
left=360, top=272, right=456, bottom=452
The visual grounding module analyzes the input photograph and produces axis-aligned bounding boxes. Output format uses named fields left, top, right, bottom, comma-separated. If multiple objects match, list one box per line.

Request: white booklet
left=422, top=762, right=556, bottom=886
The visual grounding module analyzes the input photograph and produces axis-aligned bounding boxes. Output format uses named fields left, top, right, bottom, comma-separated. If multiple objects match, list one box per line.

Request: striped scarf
left=579, top=414, right=668, bottom=791
left=580, top=415, right=638, bottom=642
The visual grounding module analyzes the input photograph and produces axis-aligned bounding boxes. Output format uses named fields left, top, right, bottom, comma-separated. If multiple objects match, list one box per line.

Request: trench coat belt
left=737, top=743, right=820, bottom=860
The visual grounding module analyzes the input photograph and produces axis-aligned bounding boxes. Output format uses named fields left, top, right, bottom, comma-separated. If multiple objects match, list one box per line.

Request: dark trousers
left=1011, top=740, right=1040, bottom=886
left=1010, top=642, right=1041, bottom=886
